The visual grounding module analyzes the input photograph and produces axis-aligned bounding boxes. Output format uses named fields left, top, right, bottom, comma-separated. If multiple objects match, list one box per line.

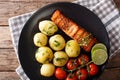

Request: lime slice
left=92, top=49, right=108, bottom=65
left=91, top=43, right=107, bottom=54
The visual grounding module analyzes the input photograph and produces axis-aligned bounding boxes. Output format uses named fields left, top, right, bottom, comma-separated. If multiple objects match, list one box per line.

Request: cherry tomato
left=78, top=54, right=90, bottom=65
left=76, top=68, right=88, bottom=80
left=87, top=63, right=99, bottom=76
left=67, top=59, right=79, bottom=70
left=66, top=73, right=78, bottom=80
left=55, top=67, right=67, bottom=79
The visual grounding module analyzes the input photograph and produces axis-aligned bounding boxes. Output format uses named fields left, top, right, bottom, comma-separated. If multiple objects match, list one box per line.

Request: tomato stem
left=86, top=61, right=93, bottom=66
left=62, top=61, right=93, bottom=73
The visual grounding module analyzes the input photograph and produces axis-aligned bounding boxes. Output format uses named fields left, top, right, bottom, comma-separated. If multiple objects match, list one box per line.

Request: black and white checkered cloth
left=9, top=0, right=120, bottom=79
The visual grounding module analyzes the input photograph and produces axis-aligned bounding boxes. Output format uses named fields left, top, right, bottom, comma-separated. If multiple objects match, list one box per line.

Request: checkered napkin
left=9, top=0, right=120, bottom=80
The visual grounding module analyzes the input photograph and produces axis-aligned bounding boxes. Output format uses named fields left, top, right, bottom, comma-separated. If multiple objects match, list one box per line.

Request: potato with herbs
left=35, top=47, right=53, bottom=64
left=65, top=40, right=80, bottom=57
left=40, top=63, right=55, bottom=77
left=49, top=34, right=65, bottom=51
left=53, top=51, right=68, bottom=66
left=33, top=33, right=48, bottom=47
left=39, top=20, right=58, bottom=36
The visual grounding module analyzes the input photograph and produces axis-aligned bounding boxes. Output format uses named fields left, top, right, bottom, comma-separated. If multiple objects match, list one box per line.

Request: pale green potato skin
left=40, top=63, right=55, bottom=77
left=35, top=47, right=53, bottom=64
left=53, top=51, right=68, bottom=66
left=49, top=34, right=66, bottom=51
left=39, top=20, right=58, bottom=36
left=33, top=33, right=48, bottom=47
left=65, top=40, right=81, bottom=57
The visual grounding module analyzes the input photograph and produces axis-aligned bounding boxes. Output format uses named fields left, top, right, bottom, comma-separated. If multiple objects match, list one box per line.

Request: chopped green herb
left=48, top=25, right=53, bottom=29
left=43, top=29, right=47, bottom=33
left=55, top=58, right=66, bottom=61
left=54, top=40, right=60, bottom=47
left=43, top=29, right=51, bottom=35
left=37, top=40, right=41, bottom=44
left=67, top=42, right=71, bottom=47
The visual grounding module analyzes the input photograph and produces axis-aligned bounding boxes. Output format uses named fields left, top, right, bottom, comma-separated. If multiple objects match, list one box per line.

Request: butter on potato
left=40, top=63, right=55, bottom=77
left=35, top=47, right=53, bottom=64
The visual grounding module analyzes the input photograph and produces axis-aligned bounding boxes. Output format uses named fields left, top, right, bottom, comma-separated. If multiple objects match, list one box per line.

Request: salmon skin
left=51, top=10, right=97, bottom=52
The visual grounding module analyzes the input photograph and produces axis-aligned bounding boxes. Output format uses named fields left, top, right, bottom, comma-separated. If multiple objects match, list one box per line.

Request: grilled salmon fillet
left=51, top=10, right=97, bottom=52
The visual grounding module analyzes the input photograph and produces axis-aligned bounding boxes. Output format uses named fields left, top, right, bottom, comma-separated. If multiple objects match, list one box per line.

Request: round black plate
left=18, top=2, right=110, bottom=80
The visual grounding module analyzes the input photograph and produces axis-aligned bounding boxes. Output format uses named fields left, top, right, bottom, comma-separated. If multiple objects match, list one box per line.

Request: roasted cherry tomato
left=87, top=63, right=99, bottom=76
left=66, top=73, right=78, bottom=80
left=78, top=54, right=90, bottom=65
left=76, top=68, right=88, bottom=80
left=55, top=67, right=67, bottom=79
left=67, top=59, right=79, bottom=70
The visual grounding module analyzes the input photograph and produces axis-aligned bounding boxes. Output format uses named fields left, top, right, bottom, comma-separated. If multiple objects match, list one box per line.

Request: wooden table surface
left=0, top=0, right=120, bottom=80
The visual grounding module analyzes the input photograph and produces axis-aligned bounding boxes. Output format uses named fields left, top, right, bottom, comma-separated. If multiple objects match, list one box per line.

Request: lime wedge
left=91, top=43, right=107, bottom=54
left=92, top=49, right=108, bottom=65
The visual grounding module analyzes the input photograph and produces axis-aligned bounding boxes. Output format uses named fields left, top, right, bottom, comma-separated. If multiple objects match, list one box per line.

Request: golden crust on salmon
left=51, top=10, right=97, bottom=52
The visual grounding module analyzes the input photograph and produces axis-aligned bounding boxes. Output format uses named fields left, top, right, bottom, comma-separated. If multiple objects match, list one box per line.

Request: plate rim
left=18, top=2, right=110, bottom=80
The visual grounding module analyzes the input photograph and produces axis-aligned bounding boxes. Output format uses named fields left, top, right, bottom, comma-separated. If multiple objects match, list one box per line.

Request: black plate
left=18, top=2, right=110, bottom=80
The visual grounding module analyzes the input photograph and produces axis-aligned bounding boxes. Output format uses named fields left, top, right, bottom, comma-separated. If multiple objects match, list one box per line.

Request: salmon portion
left=51, top=10, right=79, bottom=38
left=83, top=37, right=97, bottom=52
left=51, top=10, right=97, bottom=52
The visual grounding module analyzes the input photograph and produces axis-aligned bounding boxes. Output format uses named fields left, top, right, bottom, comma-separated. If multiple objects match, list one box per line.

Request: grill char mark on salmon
left=51, top=10, right=97, bottom=52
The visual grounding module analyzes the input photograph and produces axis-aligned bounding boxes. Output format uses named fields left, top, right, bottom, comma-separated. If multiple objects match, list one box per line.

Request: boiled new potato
left=40, top=63, right=55, bottom=77
left=35, top=47, right=53, bottom=64
left=65, top=40, right=80, bottom=57
left=49, top=34, right=65, bottom=51
left=39, top=20, right=58, bottom=36
left=33, top=33, right=48, bottom=47
left=53, top=51, right=68, bottom=66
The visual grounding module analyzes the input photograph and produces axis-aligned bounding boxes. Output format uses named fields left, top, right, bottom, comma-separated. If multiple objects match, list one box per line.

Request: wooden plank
left=0, top=0, right=74, bottom=25
left=98, top=68, right=120, bottom=80
left=0, top=68, right=119, bottom=80
left=0, top=0, right=120, bottom=79
left=105, top=49, right=120, bottom=68
left=0, top=72, right=20, bottom=80
left=114, top=0, right=120, bottom=10
left=0, top=49, right=19, bottom=71
left=0, top=0, right=73, bottom=2
left=0, top=26, right=13, bottom=48
left=0, top=1, right=42, bottom=25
